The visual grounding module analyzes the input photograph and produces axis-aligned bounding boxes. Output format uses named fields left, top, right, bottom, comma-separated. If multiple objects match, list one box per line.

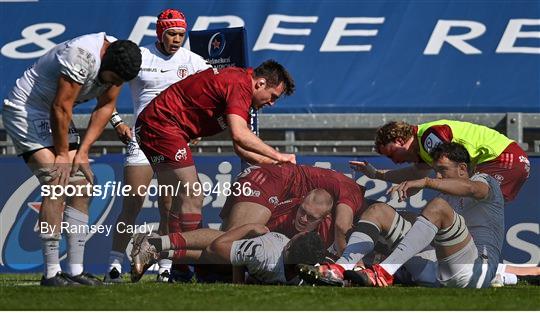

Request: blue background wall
left=0, top=155, right=538, bottom=273
left=1, top=0, right=539, bottom=113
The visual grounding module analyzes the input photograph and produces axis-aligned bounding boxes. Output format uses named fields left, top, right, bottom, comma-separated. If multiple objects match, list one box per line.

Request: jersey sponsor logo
left=494, top=174, right=504, bottom=182
left=237, top=240, right=262, bottom=258
left=32, top=119, right=77, bottom=140
left=424, top=133, right=443, bottom=153
left=519, top=155, right=531, bottom=176
left=175, top=148, right=187, bottom=161
left=208, top=32, right=226, bottom=58
left=248, top=189, right=260, bottom=197
left=160, top=69, right=174, bottom=73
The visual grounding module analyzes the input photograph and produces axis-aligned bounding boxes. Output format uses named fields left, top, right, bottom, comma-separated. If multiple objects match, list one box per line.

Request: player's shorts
left=437, top=239, right=498, bottom=288
left=124, top=128, right=150, bottom=166
left=134, top=118, right=193, bottom=170
left=477, top=142, right=529, bottom=202
left=2, top=100, right=79, bottom=155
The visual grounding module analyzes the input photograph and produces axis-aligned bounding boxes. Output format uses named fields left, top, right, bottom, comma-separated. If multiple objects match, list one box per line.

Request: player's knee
left=433, top=211, right=469, bottom=247
left=422, top=197, right=453, bottom=220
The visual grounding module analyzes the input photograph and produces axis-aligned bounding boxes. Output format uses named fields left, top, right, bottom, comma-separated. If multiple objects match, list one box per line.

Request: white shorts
left=124, top=131, right=150, bottom=166
left=437, top=240, right=498, bottom=288
left=2, top=100, right=79, bottom=155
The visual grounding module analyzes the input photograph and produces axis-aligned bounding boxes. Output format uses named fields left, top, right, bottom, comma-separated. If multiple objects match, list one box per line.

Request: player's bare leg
left=28, top=148, right=100, bottom=286
left=155, top=165, right=204, bottom=281
left=222, top=202, right=271, bottom=231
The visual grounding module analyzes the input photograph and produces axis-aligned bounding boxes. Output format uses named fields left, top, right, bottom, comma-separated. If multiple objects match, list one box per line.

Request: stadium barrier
left=0, top=154, right=538, bottom=273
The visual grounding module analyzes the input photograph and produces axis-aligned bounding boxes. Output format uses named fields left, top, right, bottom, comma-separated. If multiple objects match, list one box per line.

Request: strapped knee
left=382, top=212, right=412, bottom=249
left=346, top=220, right=381, bottom=243
left=433, top=212, right=469, bottom=246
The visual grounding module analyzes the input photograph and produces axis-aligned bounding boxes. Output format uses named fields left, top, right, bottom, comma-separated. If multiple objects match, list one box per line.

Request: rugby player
left=343, top=142, right=507, bottom=288
left=220, top=163, right=365, bottom=255
left=105, top=8, right=211, bottom=283
left=351, top=120, right=530, bottom=202
left=135, top=60, right=296, bottom=282
left=130, top=223, right=326, bottom=284
left=2, top=34, right=141, bottom=286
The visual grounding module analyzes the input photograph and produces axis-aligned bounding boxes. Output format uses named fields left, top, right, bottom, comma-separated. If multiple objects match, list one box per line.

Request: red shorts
left=135, top=119, right=194, bottom=170
left=476, top=142, right=530, bottom=202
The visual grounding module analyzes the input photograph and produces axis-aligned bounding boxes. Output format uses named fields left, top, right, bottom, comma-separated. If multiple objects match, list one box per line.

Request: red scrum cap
left=156, top=9, right=187, bottom=42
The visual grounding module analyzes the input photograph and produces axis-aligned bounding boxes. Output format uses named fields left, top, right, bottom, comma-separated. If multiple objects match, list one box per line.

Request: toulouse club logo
left=0, top=164, right=116, bottom=271
left=208, top=32, right=226, bottom=58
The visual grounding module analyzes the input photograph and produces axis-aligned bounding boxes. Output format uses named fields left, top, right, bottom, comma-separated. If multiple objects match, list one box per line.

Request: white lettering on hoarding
left=424, top=20, right=486, bottom=55
left=320, top=17, right=385, bottom=52
left=253, top=14, right=318, bottom=51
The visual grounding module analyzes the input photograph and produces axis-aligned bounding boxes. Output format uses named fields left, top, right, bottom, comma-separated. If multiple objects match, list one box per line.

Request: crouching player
left=221, top=163, right=365, bottom=255
left=330, top=142, right=505, bottom=288
left=130, top=224, right=326, bottom=284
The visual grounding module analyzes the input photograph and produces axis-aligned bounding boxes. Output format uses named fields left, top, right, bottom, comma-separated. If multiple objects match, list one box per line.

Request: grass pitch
left=0, top=273, right=538, bottom=310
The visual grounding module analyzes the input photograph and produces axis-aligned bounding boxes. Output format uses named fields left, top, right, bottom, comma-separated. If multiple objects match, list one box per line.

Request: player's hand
left=189, top=137, right=202, bottom=146
left=386, top=178, right=427, bottom=202
left=349, top=161, right=379, bottom=179
left=71, top=151, right=94, bottom=184
left=50, top=154, right=72, bottom=187
left=114, top=123, right=132, bottom=145
left=277, top=153, right=296, bottom=164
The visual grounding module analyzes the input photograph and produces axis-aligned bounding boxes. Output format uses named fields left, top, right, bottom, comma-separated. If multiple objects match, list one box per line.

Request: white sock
left=40, top=233, right=62, bottom=279
left=63, top=206, right=88, bottom=276
left=158, top=258, right=172, bottom=274
left=108, top=250, right=124, bottom=273
left=338, top=231, right=376, bottom=271
left=381, top=216, right=438, bottom=275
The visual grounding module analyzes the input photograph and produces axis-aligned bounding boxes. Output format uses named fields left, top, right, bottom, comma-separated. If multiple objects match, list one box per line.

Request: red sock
left=168, top=232, right=186, bottom=250
left=168, top=212, right=181, bottom=234
left=172, top=250, right=187, bottom=263
left=180, top=213, right=202, bottom=232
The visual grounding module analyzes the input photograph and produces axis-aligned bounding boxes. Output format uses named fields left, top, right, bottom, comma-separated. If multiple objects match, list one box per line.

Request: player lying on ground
left=298, top=202, right=538, bottom=287
left=2, top=32, right=141, bottom=286
left=220, top=163, right=365, bottom=254
left=105, top=8, right=211, bottom=283
left=351, top=120, right=529, bottom=202
left=302, top=142, right=534, bottom=288
left=130, top=223, right=326, bottom=284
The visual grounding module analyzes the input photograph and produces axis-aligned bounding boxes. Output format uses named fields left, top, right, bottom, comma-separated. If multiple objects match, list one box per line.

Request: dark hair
left=100, top=40, right=142, bottom=81
left=374, top=121, right=415, bottom=152
left=253, top=59, right=295, bottom=96
left=430, top=142, right=471, bottom=164
left=284, top=232, right=325, bottom=265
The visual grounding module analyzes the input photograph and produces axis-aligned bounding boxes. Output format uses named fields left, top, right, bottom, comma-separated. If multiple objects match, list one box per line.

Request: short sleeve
left=57, top=46, right=97, bottom=84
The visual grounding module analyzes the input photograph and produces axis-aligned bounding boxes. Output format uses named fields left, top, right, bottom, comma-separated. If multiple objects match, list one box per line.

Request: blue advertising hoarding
left=1, top=0, right=539, bottom=114
left=0, top=155, right=538, bottom=273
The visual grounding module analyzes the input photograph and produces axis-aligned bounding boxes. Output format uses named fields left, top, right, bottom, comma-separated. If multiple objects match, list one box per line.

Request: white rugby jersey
left=128, top=44, right=210, bottom=117
left=438, top=173, right=505, bottom=262
left=5, top=32, right=116, bottom=112
left=230, top=232, right=289, bottom=284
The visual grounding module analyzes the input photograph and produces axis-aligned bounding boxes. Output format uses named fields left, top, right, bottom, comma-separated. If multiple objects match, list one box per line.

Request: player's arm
left=72, top=85, right=122, bottom=182
left=233, top=144, right=278, bottom=165
left=50, top=74, right=82, bottom=185
left=333, top=203, right=354, bottom=255
left=350, top=161, right=432, bottom=184
left=388, top=177, right=489, bottom=201
left=227, top=114, right=295, bottom=164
